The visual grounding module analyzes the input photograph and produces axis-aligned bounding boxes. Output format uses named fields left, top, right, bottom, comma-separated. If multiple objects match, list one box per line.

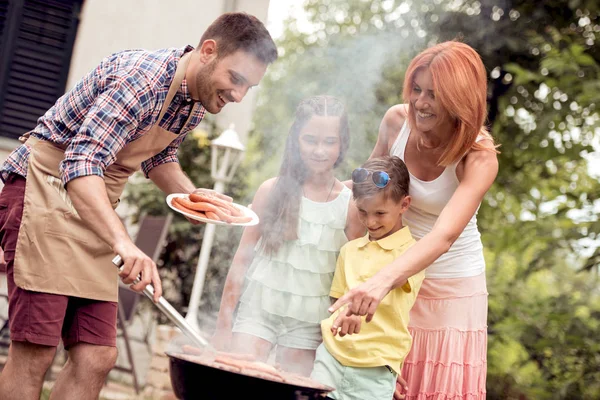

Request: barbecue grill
left=168, top=352, right=331, bottom=399
left=112, top=256, right=332, bottom=399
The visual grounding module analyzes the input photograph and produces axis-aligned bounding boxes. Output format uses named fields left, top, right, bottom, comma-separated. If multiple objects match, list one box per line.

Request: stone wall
left=142, top=325, right=181, bottom=400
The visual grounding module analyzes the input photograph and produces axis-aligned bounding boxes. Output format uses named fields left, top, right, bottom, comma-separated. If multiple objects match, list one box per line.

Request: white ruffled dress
left=237, top=186, right=352, bottom=338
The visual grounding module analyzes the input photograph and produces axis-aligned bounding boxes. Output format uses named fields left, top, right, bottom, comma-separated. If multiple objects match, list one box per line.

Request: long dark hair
left=260, top=95, right=350, bottom=255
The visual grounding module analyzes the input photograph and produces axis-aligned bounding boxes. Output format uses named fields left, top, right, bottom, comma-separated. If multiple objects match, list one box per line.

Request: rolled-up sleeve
left=60, top=70, right=155, bottom=185
left=140, top=131, right=187, bottom=177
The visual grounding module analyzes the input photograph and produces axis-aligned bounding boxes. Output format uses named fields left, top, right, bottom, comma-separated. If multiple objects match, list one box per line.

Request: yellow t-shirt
left=321, top=227, right=425, bottom=374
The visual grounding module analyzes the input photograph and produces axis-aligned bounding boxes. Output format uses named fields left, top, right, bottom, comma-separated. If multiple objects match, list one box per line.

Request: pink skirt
left=401, top=272, right=488, bottom=399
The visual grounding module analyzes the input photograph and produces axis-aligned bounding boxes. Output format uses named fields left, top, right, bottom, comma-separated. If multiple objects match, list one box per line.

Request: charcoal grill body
left=168, top=352, right=331, bottom=400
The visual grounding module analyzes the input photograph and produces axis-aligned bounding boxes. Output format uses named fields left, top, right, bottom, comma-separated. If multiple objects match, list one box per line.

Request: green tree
left=422, top=1, right=600, bottom=397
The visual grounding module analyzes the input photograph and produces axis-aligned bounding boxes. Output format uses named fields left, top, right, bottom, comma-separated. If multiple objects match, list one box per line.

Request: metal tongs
left=112, top=255, right=208, bottom=348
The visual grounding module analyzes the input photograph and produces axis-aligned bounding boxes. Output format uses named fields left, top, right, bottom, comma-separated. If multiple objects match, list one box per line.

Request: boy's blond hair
left=352, top=156, right=409, bottom=202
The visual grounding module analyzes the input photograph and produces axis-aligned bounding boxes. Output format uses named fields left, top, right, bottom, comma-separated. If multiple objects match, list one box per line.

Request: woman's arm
left=212, top=178, right=276, bottom=347
left=369, top=104, right=408, bottom=159
left=330, top=146, right=499, bottom=321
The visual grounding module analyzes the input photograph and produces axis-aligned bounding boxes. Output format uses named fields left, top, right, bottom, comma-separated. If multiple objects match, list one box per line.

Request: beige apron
left=13, top=52, right=196, bottom=302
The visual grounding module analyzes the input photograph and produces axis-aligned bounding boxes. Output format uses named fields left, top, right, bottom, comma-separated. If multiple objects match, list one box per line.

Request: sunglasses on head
left=351, top=168, right=391, bottom=188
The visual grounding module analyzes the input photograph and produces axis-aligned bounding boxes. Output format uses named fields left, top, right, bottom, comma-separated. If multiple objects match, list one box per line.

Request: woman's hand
left=328, top=273, right=394, bottom=322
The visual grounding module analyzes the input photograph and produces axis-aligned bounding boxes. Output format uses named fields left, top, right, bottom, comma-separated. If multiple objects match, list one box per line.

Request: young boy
left=310, top=155, right=425, bottom=400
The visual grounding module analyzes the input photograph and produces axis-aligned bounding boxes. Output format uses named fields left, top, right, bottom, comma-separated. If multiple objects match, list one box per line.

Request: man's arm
left=59, top=68, right=164, bottom=300
left=67, top=175, right=162, bottom=301
left=147, top=162, right=196, bottom=195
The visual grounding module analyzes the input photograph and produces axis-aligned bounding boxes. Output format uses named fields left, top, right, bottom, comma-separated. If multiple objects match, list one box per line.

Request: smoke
left=206, top=37, right=404, bottom=372
left=174, top=22, right=426, bottom=378
left=249, top=29, right=425, bottom=189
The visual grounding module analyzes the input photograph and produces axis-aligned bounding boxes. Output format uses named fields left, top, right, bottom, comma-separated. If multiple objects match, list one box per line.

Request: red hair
left=402, top=41, right=497, bottom=166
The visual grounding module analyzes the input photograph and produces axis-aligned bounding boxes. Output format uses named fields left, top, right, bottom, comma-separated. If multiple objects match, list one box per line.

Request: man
left=0, top=12, right=277, bottom=400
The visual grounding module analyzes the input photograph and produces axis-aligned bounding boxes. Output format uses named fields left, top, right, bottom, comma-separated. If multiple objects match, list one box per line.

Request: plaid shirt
left=1, top=45, right=206, bottom=185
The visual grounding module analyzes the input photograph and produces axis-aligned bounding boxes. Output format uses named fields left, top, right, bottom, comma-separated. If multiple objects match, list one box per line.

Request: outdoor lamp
left=185, top=124, right=246, bottom=332
left=210, top=123, right=245, bottom=190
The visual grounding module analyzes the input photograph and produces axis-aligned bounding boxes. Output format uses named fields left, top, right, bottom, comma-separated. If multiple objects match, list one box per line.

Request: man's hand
left=192, top=188, right=232, bottom=202
left=184, top=188, right=234, bottom=225
left=114, top=240, right=162, bottom=302
left=148, top=163, right=233, bottom=223
left=328, top=273, right=393, bottom=322
left=331, top=308, right=362, bottom=337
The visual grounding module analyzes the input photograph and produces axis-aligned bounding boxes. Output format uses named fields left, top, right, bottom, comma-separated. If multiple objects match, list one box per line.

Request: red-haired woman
left=329, top=41, right=498, bottom=399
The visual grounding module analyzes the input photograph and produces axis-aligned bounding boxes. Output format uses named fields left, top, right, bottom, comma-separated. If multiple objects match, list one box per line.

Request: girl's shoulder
left=254, top=177, right=279, bottom=197
left=330, top=180, right=352, bottom=199
left=250, top=177, right=278, bottom=214
left=259, top=177, right=278, bottom=190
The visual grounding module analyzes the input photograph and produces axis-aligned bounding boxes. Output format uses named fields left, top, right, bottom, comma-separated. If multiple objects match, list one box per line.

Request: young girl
left=213, top=95, right=363, bottom=376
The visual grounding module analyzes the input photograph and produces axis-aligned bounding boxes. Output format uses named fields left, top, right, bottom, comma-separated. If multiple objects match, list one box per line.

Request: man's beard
left=195, top=60, right=219, bottom=113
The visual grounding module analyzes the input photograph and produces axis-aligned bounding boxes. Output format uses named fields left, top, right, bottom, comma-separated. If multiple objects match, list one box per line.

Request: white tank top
left=390, top=121, right=485, bottom=278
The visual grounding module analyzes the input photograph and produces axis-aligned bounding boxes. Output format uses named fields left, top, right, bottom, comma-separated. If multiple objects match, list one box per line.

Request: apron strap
left=158, top=51, right=194, bottom=123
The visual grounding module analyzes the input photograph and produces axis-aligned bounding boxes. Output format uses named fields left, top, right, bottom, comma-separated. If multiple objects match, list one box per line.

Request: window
left=0, top=0, right=83, bottom=140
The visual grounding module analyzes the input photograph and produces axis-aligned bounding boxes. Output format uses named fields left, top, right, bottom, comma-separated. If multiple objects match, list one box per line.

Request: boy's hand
left=328, top=272, right=393, bottom=322
left=394, top=375, right=409, bottom=399
left=331, top=308, right=362, bottom=336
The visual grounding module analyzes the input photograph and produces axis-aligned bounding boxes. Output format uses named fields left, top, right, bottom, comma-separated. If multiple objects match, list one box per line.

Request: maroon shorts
left=0, top=174, right=117, bottom=348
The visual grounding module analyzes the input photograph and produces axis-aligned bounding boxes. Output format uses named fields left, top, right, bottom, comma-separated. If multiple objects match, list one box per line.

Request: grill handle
left=112, top=255, right=208, bottom=348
